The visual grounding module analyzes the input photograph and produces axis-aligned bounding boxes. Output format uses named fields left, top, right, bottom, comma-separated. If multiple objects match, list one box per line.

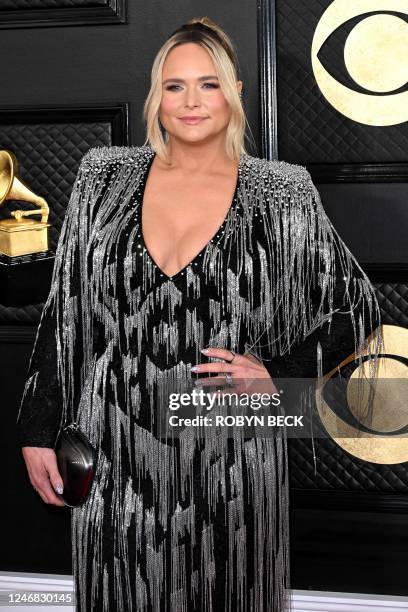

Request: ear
left=236, top=80, right=243, bottom=95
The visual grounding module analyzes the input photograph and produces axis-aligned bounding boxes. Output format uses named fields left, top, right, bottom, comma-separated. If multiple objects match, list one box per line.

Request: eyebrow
left=162, top=75, right=219, bottom=84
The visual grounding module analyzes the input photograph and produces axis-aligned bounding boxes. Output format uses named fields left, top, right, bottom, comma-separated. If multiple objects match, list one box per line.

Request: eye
left=311, top=6, right=408, bottom=126
left=164, top=82, right=219, bottom=91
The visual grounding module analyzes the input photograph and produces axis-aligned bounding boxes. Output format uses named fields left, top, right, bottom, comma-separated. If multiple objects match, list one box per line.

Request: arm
left=16, top=153, right=95, bottom=448
left=252, top=171, right=382, bottom=381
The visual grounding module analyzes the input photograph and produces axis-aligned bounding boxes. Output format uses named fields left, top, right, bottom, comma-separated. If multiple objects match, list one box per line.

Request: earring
left=239, top=91, right=243, bottom=102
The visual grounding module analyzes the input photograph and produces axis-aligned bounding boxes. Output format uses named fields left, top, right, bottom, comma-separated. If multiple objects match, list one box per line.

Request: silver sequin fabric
left=16, top=145, right=381, bottom=611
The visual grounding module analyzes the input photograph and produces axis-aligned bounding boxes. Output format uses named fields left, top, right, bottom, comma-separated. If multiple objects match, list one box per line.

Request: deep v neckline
left=137, top=151, right=242, bottom=282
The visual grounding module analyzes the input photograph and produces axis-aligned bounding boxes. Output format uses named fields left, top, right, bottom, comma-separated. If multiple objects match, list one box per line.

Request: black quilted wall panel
left=0, top=121, right=111, bottom=248
left=376, top=284, right=408, bottom=328
left=271, top=0, right=408, bottom=495
left=0, top=105, right=128, bottom=325
left=289, top=281, right=408, bottom=492
left=289, top=438, right=408, bottom=492
left=316, top=182, right=408, bottom=263
left=275, top=0, right=408, bottom=164
left=0, top=0, right=126, bottom=28
left=1, top=0, right=105, bottom=7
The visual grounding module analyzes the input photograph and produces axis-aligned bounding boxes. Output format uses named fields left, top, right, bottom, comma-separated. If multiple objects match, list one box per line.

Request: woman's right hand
left=21, top=447, right=66, bottom=507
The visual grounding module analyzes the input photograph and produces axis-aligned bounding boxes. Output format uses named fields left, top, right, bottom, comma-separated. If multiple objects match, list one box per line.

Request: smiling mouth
left=179, top=117, right=208, bottom=124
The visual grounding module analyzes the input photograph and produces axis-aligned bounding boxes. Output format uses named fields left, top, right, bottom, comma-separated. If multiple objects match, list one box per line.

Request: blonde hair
left=142, top=16, right=253, bottom=164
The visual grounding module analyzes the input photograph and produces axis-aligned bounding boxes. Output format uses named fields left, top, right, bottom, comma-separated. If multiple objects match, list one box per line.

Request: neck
left=162, top=138, right=238, bottom=173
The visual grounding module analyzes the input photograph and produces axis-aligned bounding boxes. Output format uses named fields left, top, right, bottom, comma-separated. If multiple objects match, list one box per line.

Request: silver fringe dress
left=16, top=145, right=381, bottom=611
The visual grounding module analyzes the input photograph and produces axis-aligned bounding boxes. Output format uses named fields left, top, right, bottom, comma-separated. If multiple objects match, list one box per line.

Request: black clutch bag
left=55, top=422, right=97, bottom=507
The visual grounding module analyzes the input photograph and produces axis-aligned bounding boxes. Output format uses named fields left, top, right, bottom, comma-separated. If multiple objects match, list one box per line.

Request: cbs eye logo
left=316, top=325, right=408, bottom=465
left=311, top=0, right=408, bottom=126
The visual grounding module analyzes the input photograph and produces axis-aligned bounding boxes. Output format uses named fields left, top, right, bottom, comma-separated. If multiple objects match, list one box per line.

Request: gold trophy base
left=0, top=218, right=50, bottom=257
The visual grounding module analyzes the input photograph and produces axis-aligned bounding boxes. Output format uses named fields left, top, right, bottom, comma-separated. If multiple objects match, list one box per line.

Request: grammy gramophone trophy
left=0, top=150, right=55, bottom=306
left=0, top=150, right=51, bottom=257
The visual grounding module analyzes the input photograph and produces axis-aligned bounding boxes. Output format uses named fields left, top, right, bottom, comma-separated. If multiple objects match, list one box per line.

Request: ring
left=225, top=373, right=233, bottom=385
left=227, top=350, right=236, bottom=363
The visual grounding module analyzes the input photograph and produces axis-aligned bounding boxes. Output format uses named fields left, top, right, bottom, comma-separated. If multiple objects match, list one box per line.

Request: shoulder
left=242, top=153, right=313, bottom=191
left=243, top=155, right=324, bottom=225
left=80, top=145, right=154, bottom=169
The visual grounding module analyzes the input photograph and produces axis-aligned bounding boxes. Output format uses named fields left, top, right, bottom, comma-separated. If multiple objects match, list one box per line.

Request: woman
left=16, top=17, right=381, bottom=612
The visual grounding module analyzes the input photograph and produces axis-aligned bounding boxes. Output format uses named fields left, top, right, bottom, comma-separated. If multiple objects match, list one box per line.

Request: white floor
left=0, top=571, right=407, bottom=611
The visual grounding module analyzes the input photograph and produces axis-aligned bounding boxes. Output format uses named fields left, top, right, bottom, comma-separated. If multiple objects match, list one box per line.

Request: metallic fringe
left=20, top=145, right=381, bottom=611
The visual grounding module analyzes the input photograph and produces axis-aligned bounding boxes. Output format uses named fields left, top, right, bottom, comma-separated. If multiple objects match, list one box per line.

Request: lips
left=179, top=117, right=207, bottom=125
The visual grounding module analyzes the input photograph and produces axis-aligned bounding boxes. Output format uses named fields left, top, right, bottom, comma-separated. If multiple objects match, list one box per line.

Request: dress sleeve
left=16, top=154, right=94, bottom=448
left=252, top=170, right=382, bottom=381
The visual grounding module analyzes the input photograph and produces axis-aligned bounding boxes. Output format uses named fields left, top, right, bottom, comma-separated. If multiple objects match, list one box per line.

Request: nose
left=184, top=84, right=201, bottom=108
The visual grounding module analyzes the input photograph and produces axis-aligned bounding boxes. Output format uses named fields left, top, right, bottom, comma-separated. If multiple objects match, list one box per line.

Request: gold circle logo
left=316, top=325, right=408, bottom=464
left=311, top=1, right=408, bottom=126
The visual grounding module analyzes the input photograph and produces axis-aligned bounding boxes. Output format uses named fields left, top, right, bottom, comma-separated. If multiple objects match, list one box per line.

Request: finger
left=33, top=486, right=50, bottom=505
left=23, top=449, right=65, bottom=507
left=192, top=363, right=241, bottom=374
left=44, top=451, right=64, bottom=496
left=201, top=347, right=249, bottom=365
left=192, top=363, right=267, bottom=378
left=198, top=349, right=264, bottom=373
left=32, top=477, right=65, bottom=506
left=36, top=478, right=66, bottom=506
left=194, top=373, right=278, bottom=398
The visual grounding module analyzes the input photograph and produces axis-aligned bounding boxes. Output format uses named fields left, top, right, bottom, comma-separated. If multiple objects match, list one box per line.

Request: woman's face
left=159, top=42, right=242, bottom=147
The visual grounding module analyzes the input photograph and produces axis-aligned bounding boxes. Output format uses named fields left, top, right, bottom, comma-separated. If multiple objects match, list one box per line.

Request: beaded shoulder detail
left=81, top=144, right=311, bottom=188
left=243, top=153, right=310, bottom=184
left=81, top=145, right=153, bottom=166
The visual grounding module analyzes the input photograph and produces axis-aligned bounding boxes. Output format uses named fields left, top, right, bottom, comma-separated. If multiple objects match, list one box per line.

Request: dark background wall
left=0, top=2, right=260, bottom=152
left=1, top=0, right=407, bottom=600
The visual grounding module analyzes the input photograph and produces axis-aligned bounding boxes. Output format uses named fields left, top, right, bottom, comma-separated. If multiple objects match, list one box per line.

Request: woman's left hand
left=191, top=347, right=278, bottom=395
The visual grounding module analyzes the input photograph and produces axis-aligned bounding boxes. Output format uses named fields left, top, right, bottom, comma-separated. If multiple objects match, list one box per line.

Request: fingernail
left=55, top=484, right=64, bottom=494
left=201, top=348, right=210, bottom=355
left=191, top=366, right=200, bottom=372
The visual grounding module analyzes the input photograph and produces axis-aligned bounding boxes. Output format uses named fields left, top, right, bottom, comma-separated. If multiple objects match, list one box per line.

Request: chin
left=177, top=132, right=212, bottom=142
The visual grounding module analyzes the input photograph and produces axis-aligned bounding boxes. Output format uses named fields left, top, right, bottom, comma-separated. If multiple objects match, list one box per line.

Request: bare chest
left=141, top=169, right=238, bottom=278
